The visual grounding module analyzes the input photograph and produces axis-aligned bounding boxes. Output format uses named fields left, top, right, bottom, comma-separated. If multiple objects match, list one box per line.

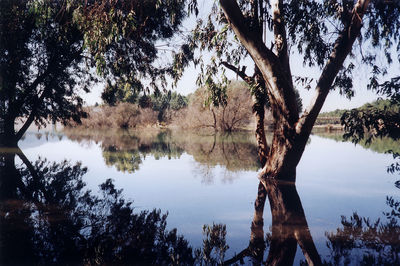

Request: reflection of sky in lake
left=18, top=131, right=399, bottom=260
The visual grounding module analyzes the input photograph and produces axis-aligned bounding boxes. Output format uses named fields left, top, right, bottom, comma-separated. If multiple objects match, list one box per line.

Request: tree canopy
left=0, top=0, right=191, bottom=146
left=0, top=0, right=90, bottom=144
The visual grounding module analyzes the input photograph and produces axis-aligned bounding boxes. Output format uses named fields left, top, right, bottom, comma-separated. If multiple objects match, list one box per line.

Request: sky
left=81, top=1, right=387, bottom=113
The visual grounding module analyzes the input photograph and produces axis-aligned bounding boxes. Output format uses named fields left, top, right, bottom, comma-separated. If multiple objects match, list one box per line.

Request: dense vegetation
left=316, top=99, right=400, bottom=126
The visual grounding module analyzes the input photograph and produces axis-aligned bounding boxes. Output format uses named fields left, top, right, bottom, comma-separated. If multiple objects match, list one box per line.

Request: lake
left=1, top=128, right=399, bottom=265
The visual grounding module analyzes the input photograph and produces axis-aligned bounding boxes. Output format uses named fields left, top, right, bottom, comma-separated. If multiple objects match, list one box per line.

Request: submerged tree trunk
left=224, top=178, right=321, bottom=265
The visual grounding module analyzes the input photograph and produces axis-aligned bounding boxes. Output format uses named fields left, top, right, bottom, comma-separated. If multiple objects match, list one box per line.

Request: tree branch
left=223, top=247, right=250, bottom=265
left=219, top=0, right=299, bottom=123
left=220, top=61, right=252, bottom=83
left=10, top=66, right=54, bottom=116
left=296, top=0, right=371, bottom=138
left=15, top=87, right=49, bottom=141
left=14, top=49, right=83, bottom=141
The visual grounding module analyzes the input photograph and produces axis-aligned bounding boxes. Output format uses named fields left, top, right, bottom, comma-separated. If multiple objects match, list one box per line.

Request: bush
left=68, top=103, right=158, bottom=129
left=175, top=81, right=254, bottom=132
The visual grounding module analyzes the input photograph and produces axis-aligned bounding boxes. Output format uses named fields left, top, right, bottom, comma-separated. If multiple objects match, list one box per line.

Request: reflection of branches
left=325, top=199, right=400, bottom=265
left=193, top=161, right=216, bottom=185
left=0, top=150, right=195, bottom=265
left=223, top=182, right=268, bottom=265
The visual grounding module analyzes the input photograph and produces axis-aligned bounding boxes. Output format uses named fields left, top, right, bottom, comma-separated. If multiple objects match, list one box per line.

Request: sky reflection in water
left=2, top=129, right=400, bottom=264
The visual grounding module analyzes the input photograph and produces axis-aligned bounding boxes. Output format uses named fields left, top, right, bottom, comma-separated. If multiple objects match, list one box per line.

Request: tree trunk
left=220, top=0, right=371, bottom=182
left=223, top=181, right=267, bottom=265
left=254, top=103, right=269, bottom=168
left=1, top=116, right=17, bottom=147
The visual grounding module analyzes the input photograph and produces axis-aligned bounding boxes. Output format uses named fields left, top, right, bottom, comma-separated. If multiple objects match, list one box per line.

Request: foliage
left=101, top=80, right=140, bottom=106
left=101, top=85, right=189, bottom=123
left=325, top=199, right=400, bottom=266
left=319, top=109, right=348, bottom=118
left=0, top=0, right=191, bottom=145
left=194, top=223, right=229, bottom=265
left=0, top=0, right=92, bottom=144
left=342, top=99, right=400, bottom=144
left=64, top=129, right=261, bottom=175
left=74, top=0, right=190, bottom=93
left=151, top=91, right=189, bottom=122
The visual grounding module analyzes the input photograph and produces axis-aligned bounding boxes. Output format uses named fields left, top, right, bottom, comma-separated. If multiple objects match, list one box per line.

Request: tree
left=187, top=0, right=400, bottom=184
left=184, top=2, right=400, bottom=263
left=78, top=0, right=190, bottom=103
left=151, top=91, right=188, bottom=122
left=0, top=0, right=90, bottom=146
left=184, top=81, right=255, bottom=131
left=0, top=0, right=190, bottom=147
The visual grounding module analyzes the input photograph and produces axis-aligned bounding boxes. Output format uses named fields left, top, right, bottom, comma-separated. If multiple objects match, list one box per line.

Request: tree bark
left=0, top=151, right=19, bottom=200
left=220, top=0, right=299, bottom=126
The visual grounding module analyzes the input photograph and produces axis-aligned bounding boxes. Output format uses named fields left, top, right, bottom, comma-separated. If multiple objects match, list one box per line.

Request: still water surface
left=2, top=129, right=400, bottom=264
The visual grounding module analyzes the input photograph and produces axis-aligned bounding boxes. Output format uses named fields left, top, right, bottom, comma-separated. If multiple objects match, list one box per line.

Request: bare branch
left=220, top=61, right=252, bottom=83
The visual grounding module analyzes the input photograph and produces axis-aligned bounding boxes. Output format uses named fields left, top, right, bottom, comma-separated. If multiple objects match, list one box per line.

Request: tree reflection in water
left=0, top=149, right=194, bottom=265
left=65, top=129, right=260, bottom=179
left=217, top=180, right=321, bottom=266
left=199, top=180, right=400, bottom=265
left=2, top=134, right=400, bottom=265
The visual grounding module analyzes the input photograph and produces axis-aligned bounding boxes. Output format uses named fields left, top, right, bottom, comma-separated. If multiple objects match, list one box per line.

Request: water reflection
left=324, top=196, right=400, bottom=265
left=219, top=180, right=321, bottom=265
left=205, top=180, right=400, bottom=265
left=0, top=149, right=194, bottom=265
left=65, top=129, right=261, bottom=176
left=3, top=131, right=400, bottom=265
left=315, top=131, right=400, bottom=155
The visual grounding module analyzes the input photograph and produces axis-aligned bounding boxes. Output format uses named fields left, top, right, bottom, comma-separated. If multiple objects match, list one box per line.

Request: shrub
left=175, top=81, right=254, bottom=132
left=68, top=103, right=158, bottom=129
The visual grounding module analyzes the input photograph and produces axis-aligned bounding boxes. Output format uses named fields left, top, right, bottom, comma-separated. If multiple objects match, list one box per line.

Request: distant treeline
left=319, top=99, right=399, bottom=118
left=69, top=81, right=269, bottom=132
left=316, top=99, right=399, bottom=126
